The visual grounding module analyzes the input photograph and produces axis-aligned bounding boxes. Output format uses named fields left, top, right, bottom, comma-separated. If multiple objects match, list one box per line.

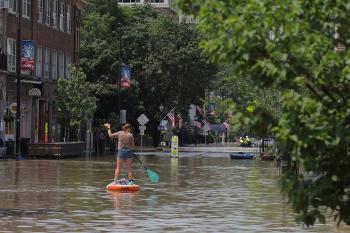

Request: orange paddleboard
left=107, top=180, right=140, bottom=192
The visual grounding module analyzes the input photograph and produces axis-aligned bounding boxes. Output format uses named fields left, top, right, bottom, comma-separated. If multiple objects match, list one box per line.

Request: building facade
left=0, top=0, right=86, bottom=145
left=118, top=0, right=176, bottom=17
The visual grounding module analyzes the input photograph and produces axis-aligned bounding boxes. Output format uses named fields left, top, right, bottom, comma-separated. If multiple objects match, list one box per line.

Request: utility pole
left=15, top=0, right=23, bottom=156
left=116, top=0, right=122, bottom=129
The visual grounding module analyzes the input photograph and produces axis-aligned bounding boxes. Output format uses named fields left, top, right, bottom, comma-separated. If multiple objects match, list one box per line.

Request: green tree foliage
left=57, top=67, right=98, bottom=140
left=179, top=0, right=350, bottom=226
left=80, top=2, right=217, bottom=144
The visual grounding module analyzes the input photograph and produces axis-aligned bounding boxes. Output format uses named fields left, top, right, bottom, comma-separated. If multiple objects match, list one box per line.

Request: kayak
left=230, top=153, right=256, bottom=159
left=107, top=179, right=140, bottom=192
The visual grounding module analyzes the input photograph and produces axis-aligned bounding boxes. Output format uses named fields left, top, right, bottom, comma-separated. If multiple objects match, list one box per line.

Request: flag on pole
left=202, top=118, right=211, bottom=128
left=166, top=108, right=176, bottom=128
left=193, top=105, right=205, bottom=128
left=177, top=114, right=183, bottom=129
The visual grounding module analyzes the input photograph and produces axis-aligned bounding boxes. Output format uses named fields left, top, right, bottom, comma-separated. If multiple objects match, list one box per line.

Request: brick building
left=0, top=0, right=86, bottom=145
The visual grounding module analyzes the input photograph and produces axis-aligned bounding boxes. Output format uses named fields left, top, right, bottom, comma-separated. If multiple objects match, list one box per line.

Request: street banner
left=121, top=65, right=131, bottom=89
left=194, top=106, right=204, bottom=128
left=159, top=119, right=168, bottom=132
left=166, top=107, right=176, bottom=128
left=21, top=40, right=36, bottom=71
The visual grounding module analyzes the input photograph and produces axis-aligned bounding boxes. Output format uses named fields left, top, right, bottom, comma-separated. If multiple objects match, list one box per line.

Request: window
left=0, top=0, right=9, bottom=9
left=44, top=0, right=50, bottom=25
left=65, top=55, right=71, bottom=79
left=119, top=0, right=141, bottom=2
left=36, top=46, right=42, bottom=77
left=66, top=5, right=71, bottom=33
left=8, top=0, right=16, bottom=14
left=66, top=6, right=72, bottom=33
left=43, top=47, right=50, bottom=78
left=22, top=0, right=31, bottom=18
left=59, top=0, right=64, bottom=31
left=150, top=0, right=164, bottom=2
left=37, top=0, right=43, bottom=23
left=52, top=0, right=58, bottom=28
left=51, top=49, right=57, bottom=79
left=58, top=51, right=64, bottom=79
left=7, top=38, right=16, bottom=72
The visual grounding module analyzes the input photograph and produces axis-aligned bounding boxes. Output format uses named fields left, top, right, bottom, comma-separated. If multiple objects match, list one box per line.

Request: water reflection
left=0, top=155, right=349, bottom=232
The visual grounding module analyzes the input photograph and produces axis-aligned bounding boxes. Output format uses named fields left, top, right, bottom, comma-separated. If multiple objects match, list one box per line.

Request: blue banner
left=21, top=40, right=36, bottom=71
left=121, top=65, right=131, bottom=89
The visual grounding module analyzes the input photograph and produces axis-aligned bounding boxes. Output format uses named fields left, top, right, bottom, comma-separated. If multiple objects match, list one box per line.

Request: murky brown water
left=0, top=153, right=349, bottom=232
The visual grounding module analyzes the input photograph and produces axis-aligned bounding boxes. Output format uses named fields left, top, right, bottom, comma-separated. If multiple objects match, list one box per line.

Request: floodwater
left=0, top=153, right=349, bottom=233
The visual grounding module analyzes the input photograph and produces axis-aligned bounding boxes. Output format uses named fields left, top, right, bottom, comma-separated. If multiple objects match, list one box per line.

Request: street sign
left=137, top=114, right=149, bottom=126
left=139, top=125, right=146, bottom=136
left=202, top=124, right=210, bottom=132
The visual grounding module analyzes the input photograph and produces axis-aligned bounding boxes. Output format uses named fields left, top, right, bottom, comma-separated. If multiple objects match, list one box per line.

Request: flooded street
left=0, top=153, right=349, bottom=232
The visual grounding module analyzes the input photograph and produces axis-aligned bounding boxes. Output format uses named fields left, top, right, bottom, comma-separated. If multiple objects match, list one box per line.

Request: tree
left=57, top=67, right=98, bottom=141
left=179, top=0, right=350, bottom=226
left=80, top=2, right=217, bottom=145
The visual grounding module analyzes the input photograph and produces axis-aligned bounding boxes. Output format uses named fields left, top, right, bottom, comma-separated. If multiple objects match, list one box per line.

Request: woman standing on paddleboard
left=104, top=123, right=135, bottom=185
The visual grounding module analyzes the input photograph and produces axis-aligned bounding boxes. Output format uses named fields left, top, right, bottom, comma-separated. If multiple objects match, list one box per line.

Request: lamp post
left=15, top=0, right=22, bottom=156
left=159, top=104, right=164, bottom=146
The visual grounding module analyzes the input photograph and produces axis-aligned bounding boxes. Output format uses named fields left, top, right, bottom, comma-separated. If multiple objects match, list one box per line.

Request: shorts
left=116, top=148, right=133, bottom=160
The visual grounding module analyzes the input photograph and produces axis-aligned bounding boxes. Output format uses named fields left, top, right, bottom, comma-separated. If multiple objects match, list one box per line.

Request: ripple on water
left=0, top=157, right=349, bottom=232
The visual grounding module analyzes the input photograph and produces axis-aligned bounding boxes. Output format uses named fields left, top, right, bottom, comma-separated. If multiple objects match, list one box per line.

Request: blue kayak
left=230, top=153, right=256, bottom=159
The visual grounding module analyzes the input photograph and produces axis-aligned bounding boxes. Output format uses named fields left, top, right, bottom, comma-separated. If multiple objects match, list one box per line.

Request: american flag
left=177, top=114, right=184, bottom=128
left=167, top=108, right=176, bottom=128
left=202, top=119, right=211, bottom=128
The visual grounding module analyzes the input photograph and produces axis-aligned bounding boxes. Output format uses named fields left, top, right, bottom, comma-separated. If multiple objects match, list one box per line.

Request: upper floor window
left=37, top=0, right=43, bottom=23
left=59, top=0, right=64, bottom=31
left=65, top=55, right=71, bottom=79
left=36, top=46, right=42, bottom=78
left=58, top=51, right=64, bottom=79
left=150, top=0, right=165, bottom=2
left=22, top=0, right=31, bottom=18
left=0, top=0, right=9, bottom=9
left=66, top=5, right=71, bottom=33
left=7, top=38, right=16, bottom=72
left=8, top=0, right=16, bottom=14
left=44, top=0, right=50, bottom=25
left=119, top=0, right=141, bottom=3
left=52, top=0, right=58, bottom=28
left=43, top=47, right=50, bottom=78
left=51, top=49, right=57, bottom=80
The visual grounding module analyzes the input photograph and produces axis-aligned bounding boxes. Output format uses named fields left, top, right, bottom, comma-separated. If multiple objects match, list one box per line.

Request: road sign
left=202, top=124, right=210, bottom=132
left=139, top=125, right=146, bottom=136
left=137, top=114, right=149, bottom=126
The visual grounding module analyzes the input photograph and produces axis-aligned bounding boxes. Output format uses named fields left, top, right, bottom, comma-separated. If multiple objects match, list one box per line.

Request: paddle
left=133, top=153, right=159, bottom=183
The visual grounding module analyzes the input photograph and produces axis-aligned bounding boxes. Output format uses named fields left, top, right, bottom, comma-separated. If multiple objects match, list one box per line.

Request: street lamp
left=15, top=0, right=23, bottom=157
left=158, top=104, right=164, bottom=147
